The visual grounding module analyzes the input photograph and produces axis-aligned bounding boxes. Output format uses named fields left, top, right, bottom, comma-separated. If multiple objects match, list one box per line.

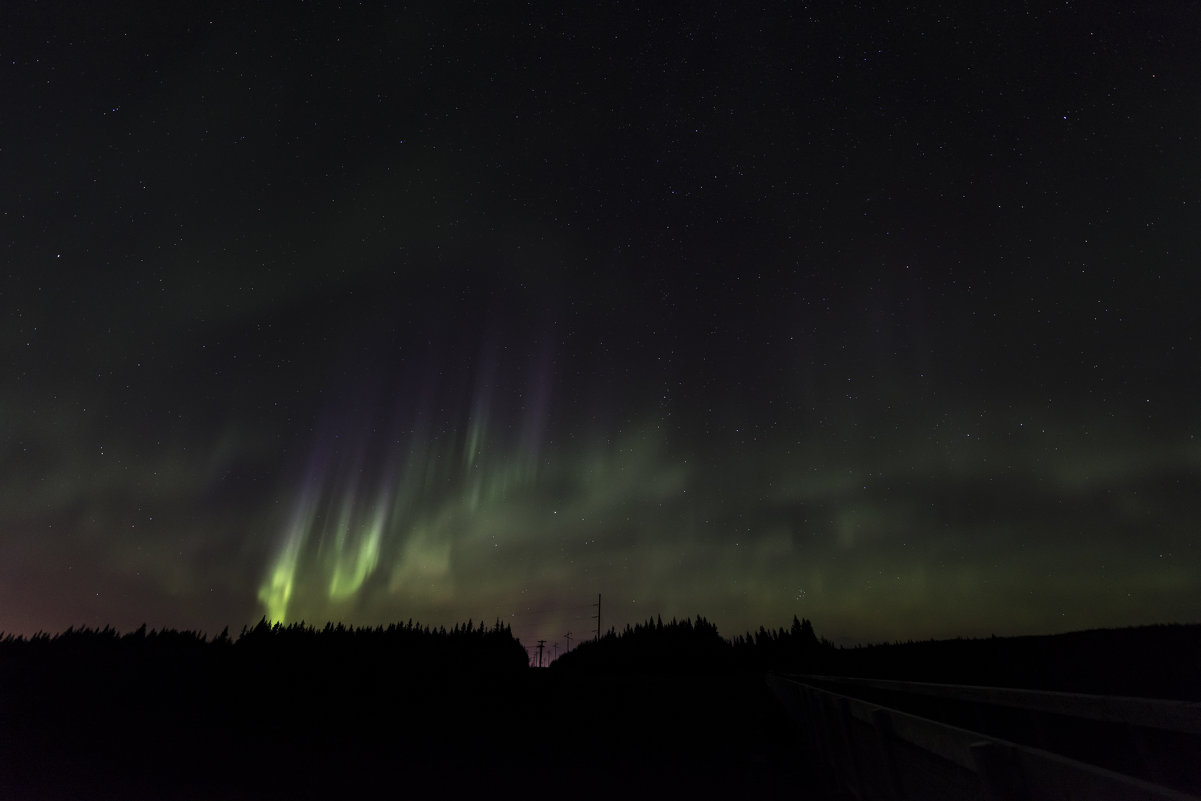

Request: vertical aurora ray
left=257, top=333, right=558, bottom=625
left=257, top=459, right=327, bottom=623
left=463, top=400, right=490, bottom=513
left=258, top=534, right=302, bottom=624
left=258, top=434, right=403, bottom=622
left=328, top=487, right=386, bottom=600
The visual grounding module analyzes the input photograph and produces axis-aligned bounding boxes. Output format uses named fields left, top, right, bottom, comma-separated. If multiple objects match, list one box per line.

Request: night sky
left=4, top=2, right=1199, bottom=646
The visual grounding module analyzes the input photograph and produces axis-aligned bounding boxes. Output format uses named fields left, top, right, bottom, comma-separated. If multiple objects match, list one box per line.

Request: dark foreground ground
left=11, top=620, right=1193, bottom=797
left=0, top=666, right=832, bottom=800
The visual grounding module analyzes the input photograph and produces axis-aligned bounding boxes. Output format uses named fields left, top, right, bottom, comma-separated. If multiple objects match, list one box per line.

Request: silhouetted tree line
left=4, top=616, right=1195, bottom=699
left=729, top=615, right=834, bottom=673
left=552, top=614, right=833, bottom=675
left=552, top=615, right=730, bottom=674
left=0, top=616, right=528, bottom=727
left=0, top=618, right=526, bottom=798
left=548, top=617, right=1201, bottom=699
left=0, top=616, right=529, bottom=679
left=230, top=616, right=528, bottom=674
left=0, top=619, right=531, bottom=782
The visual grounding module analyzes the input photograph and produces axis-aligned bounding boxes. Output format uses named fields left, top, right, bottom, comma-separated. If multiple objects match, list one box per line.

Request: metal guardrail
left=767, top=674, right=1201, bottom=801
left=791, top=674, right=1201, bottom=734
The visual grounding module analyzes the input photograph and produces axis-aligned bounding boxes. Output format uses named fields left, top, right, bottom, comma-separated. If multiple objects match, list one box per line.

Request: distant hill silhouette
left=551, top=614, right=832, bottom=675
left=551, top=617, right=1201, bottom=700
left=816, top=623, right=1201, bottom=700
left=552, top=614, right=735, bottom=673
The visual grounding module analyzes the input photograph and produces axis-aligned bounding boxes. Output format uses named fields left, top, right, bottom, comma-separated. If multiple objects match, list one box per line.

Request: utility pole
left=536, top=639, right=546, bottom=668
left=592, top=593, right=602, bottom=641
left=553, top=642, right=559, bottom=661
left=564, top=631, right=573, bottom=653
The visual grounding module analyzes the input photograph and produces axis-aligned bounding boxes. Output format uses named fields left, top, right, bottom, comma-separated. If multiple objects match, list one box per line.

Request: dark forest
left=2, top=617, right=1198, bottom=798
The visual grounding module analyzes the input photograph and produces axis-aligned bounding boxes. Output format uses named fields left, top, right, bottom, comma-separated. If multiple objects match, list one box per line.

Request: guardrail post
left=834, top=697, right=864, bottom=798
left=971, top=741, right=1031, bottom=801
left=870, top=708, right=905, bottom=801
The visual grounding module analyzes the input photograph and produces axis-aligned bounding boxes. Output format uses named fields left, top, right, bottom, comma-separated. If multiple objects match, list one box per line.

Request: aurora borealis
left=4, top=3, right=1200, bottom=648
